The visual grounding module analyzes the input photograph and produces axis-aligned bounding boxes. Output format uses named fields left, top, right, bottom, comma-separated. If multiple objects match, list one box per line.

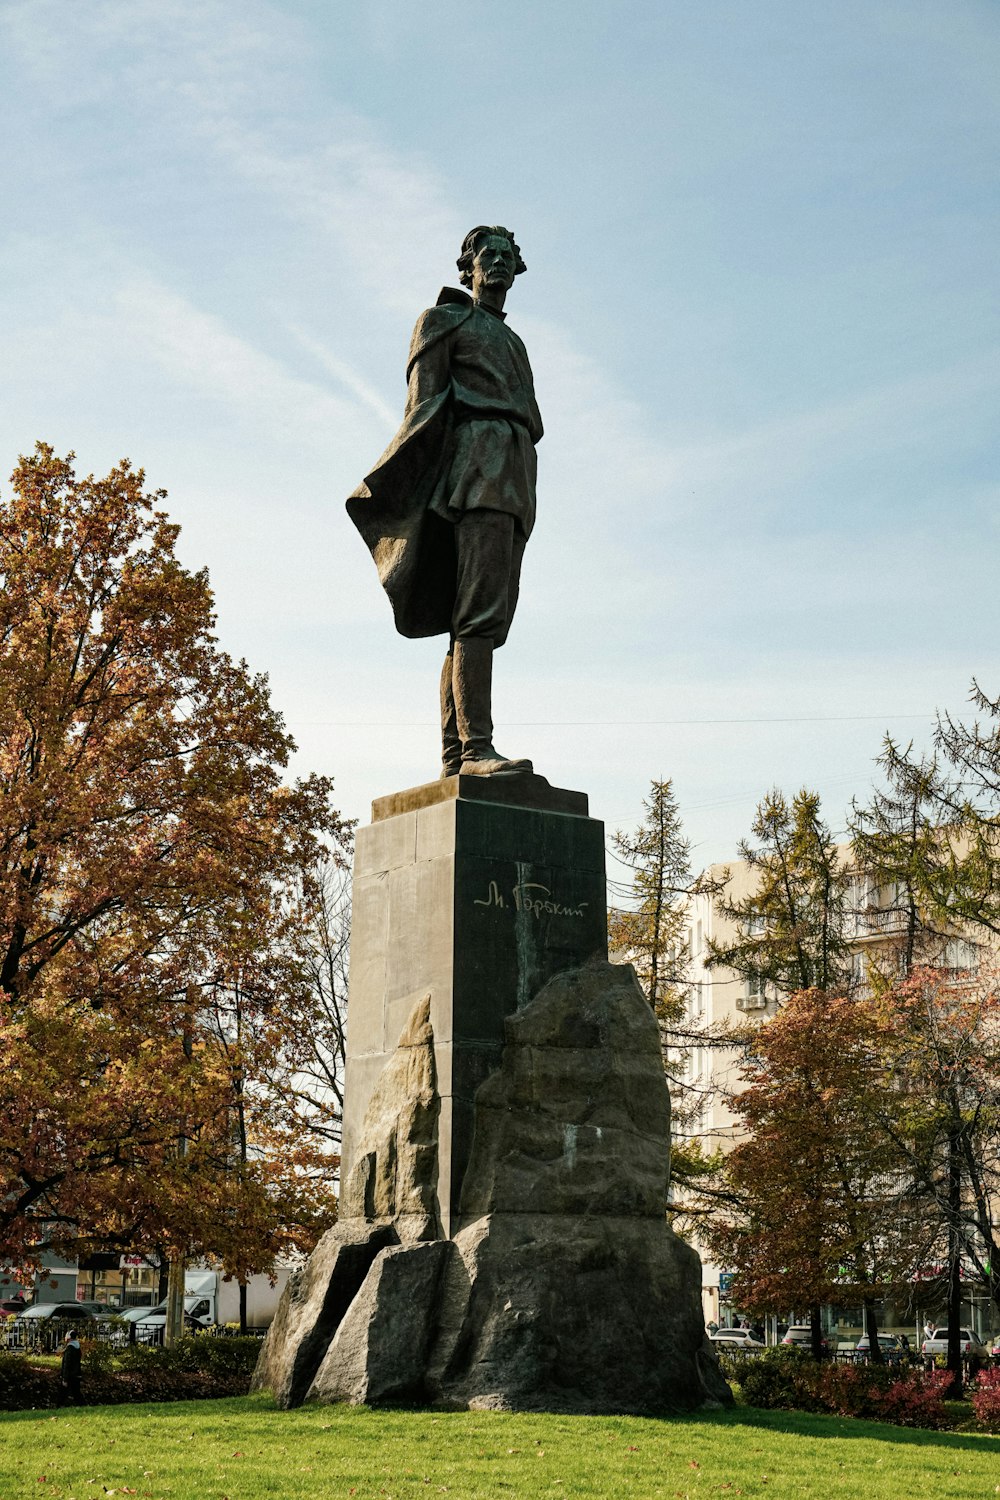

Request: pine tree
left=852, top=680, right=1000, bottom=973
left=706, top=787, right=850, bottom=999
left=608, top=781, right=726, bottom=1213
left=608, top=779, right=692, bottom=1021
left=919, top=680, right=1000, bottom=945
left=849, top=745, right=950, bottom=980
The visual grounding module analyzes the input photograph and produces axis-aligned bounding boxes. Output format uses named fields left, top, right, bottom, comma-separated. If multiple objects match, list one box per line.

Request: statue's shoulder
left=407, top=288, right=475, bottom=368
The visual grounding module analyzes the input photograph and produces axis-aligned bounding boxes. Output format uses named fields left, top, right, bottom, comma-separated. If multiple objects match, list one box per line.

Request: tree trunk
left=156, top=1250, right=169, bottom=1305
left=234, top=989, right=249, bottom=1340
left=810, top=1302, right=824, bottom=1360
left=946, top=1117, right=963, bottom=1398
left=863, top=1296, right=883, bottom=1365
left=164, top=1007, right=194, bottom=1350
left=164, top=1254, right=186, bottom=1348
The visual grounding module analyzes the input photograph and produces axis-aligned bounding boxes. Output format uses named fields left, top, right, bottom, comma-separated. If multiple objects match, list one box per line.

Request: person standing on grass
left=59, top=1329, right=82, bottom=1405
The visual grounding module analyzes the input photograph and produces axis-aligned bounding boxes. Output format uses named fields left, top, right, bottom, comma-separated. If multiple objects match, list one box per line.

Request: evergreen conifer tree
left=706, top=787, right=850, bottom=1000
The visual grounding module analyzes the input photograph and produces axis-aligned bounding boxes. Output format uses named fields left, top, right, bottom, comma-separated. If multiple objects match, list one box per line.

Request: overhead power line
left=291, top=712, right=931, bottom=729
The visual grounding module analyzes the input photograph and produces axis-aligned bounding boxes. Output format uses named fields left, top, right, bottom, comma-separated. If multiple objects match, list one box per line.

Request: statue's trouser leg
left=452, top=509, right=525, bottom=647
left=450, top=511, right=530, bottom=772
left=439, top=649, right=462, bottom=777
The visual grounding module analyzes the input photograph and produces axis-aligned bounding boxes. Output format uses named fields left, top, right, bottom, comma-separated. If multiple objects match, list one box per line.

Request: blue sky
left=1, top=0, right=997, bottom=864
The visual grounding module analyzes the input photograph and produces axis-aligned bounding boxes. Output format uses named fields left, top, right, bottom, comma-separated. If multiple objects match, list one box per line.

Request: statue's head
left=457, top=226, right=526, bottom=297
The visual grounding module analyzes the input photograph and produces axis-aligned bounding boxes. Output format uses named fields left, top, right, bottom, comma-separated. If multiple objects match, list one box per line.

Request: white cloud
left=285, top=327, right=398, bottom=432
left=114, top=277, right=365, bottom=446
left=3, top=0, right=462, bottom=319
left=665, top=349, right=1000, bottom=502
left=1, top=0, right=294, bottom=104
left=201, top=115, right=463, bottom=319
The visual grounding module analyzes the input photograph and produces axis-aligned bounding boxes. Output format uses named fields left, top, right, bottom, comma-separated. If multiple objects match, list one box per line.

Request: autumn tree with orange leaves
left=868, top=966, right=1000, bottom=1395
left=0, top=443, right=350, bottom=1279
left=706, top=988, right=931, bottom=1362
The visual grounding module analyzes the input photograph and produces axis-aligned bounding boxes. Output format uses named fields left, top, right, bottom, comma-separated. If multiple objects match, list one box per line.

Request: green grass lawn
left=3, top=1394, right=1000, bottom=1500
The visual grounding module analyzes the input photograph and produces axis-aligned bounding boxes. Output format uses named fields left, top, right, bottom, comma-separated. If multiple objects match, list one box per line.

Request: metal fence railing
left=0, top=1315, right=268, bottom=1354
left=716, top=1343, right=994, bottom=1379
left=0, top=1316, right=138, bottom=1354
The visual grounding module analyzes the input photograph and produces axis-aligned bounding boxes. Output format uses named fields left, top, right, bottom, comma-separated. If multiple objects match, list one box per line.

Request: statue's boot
left=453, top=636, right=532, bottom=776
left=439, top=647, right=463, bottom=778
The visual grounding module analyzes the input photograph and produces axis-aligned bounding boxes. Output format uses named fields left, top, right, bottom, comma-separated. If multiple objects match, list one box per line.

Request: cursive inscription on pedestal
left=473, top=879, right=588, bottom=919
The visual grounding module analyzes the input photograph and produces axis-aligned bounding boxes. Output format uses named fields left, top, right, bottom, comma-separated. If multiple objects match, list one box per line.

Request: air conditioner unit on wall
left=736, top=995, right=768, bottom=1012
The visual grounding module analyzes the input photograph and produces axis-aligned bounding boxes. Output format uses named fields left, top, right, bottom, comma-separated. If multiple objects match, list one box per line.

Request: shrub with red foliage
left=970, top=1368, right=1000, bottom=1432
left=815, top=1361, right=951, bottom=1428
left=868, top=1371, right=952, bottom=1429
left=733, top=1350, right=951, bottom=1428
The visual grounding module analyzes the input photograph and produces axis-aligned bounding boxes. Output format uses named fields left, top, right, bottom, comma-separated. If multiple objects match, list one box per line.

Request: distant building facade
left=672, top=847, right=987, bottom=1334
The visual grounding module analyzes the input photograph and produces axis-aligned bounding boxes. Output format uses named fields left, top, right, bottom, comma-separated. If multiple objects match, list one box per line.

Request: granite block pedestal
left=252, top=771, right=731, bottom=1415
left=341, top=772, right=608, bottom=1236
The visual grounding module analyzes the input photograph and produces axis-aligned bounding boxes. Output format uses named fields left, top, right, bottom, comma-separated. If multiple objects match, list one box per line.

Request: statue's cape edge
left=344, top=292, right=474, bottom=639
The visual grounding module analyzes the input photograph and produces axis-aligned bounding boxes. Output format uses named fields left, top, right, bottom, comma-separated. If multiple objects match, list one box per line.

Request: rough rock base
left=254, top=961, right=731, bottom=1414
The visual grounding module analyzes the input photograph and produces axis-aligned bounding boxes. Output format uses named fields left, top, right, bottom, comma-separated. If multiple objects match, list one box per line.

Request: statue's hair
left=456, top=225, right=526, bottom=288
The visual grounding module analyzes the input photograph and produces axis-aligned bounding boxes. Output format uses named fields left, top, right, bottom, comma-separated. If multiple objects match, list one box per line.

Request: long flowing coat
left=346, top=287, right=541, bottom=639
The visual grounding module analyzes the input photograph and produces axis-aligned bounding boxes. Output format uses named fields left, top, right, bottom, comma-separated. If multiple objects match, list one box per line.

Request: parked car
left=921, top=1327, right=989, bottom=1367
left=3, top=1302, right=101, bottom=1351
left=780, top=1325, right=835, bottom=1354
left=113, top=1303, right=205, bottom=1344
left=709, top=1328, right=766, bottom=1350
left=0, top=1298, right=27, bottom=1319
left=142, top=1311, right=205, bottom=1342
left=853, top=1334, right=909, bottom=1364
left=14, top=1302, right=99, bottom=1322
left=116, top=1305, right=159, bottom=1325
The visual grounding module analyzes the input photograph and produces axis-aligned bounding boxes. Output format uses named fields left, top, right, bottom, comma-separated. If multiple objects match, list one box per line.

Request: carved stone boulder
left=253, top=962, right=730, bottom=1415
left=250, top=1220, right=398, bottom=1409
left=307, top=1240, right=454, bottom=1406
left=339, top=993, right=442, bottom=1243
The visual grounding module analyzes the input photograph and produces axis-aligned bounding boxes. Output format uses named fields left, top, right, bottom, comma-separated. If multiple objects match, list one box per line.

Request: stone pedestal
left=341, top=773, right=607, bottom=1237
left=253, top=958, right=732, bottom=1414
left=253, top=770, right=731, bottom=1416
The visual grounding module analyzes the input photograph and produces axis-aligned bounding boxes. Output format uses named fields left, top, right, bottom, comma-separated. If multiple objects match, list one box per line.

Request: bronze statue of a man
left=347, top=225, right=542, bottom=777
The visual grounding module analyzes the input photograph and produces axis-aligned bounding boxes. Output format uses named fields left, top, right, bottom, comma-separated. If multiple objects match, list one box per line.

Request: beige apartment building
left=675, top=849, right=984, bottom=1333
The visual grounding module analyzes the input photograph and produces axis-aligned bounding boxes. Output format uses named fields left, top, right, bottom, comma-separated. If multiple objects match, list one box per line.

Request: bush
left=0, top=1353, right=59, bottom=1410
left=734, top=1349, right=951, bottom=1429
left=115, top=1333, right=261, bottom=1378
left=81, top=1338, right=116, bottom=1373
left=879, top=1371, right=953, bottom=1429
left=738, top=1350, right=824, bottom=1412
left=970, top=1368, right=1000, bottom=1432
left=0, top=1333, right=262, bottom=1410
left=168, top=1333, right=262, bottom=1377
left=814, top=1363, right=951, bottom=1429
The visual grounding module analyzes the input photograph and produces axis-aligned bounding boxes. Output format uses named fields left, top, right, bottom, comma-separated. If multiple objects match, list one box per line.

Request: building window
left=942, top=938, right=979, bottom=974
left=739, top=974, right=767, bottom=1011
